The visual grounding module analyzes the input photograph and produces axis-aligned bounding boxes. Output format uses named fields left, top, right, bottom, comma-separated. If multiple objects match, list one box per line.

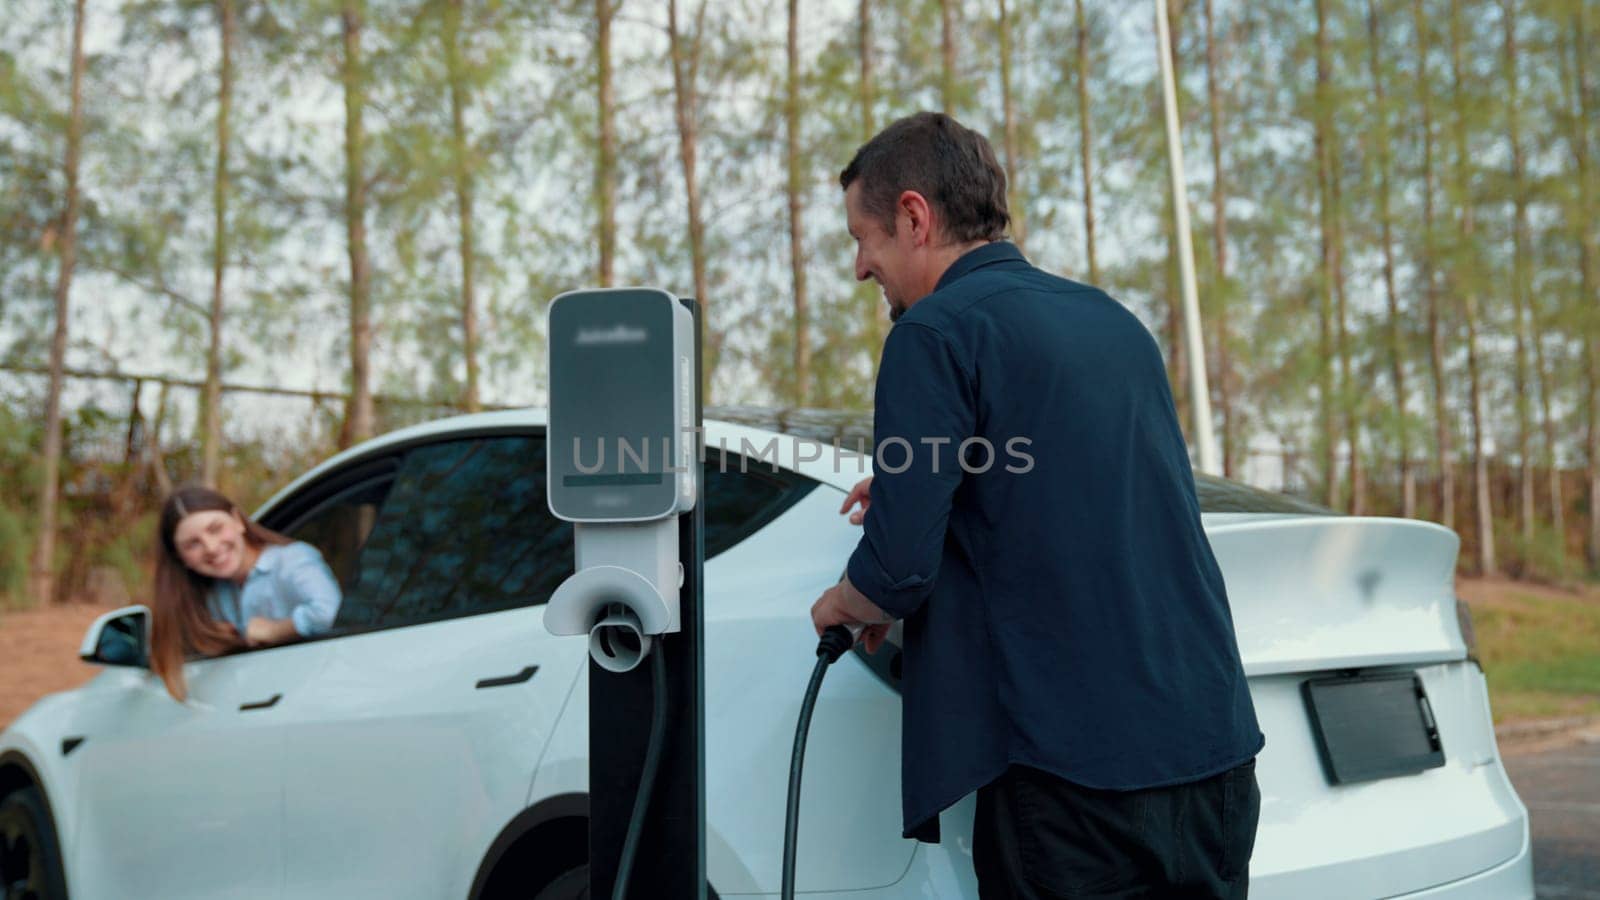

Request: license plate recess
left=1301, top=672, right=1446, bottom=785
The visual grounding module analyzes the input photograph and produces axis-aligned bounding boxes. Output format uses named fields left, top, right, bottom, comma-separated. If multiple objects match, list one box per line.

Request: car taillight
left=1454, top=597, right=1479, bottom=661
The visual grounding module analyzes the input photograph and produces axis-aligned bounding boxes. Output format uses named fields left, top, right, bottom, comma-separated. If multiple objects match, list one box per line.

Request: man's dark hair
left=839, top=112, right=1010, bottom=243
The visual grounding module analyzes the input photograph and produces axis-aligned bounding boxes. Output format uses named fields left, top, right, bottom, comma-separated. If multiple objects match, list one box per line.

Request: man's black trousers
left=973, top=759, right=1260, bottom=899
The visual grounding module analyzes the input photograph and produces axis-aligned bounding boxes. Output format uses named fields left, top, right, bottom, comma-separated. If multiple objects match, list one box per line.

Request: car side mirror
left=80, top=605, right=151, bottom=668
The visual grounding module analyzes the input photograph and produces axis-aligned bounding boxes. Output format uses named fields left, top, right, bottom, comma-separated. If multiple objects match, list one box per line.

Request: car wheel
left=0, top=785, right=68, bottom=900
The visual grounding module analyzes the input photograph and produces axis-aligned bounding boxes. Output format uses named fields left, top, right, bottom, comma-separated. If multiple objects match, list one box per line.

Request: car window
left=284, top=476, right=395, bottom=590
left=1193, top=472, right=1336, bottom=515
left=272, top=435, right=819, bottom=637
left=335, top=436, right=572, bottom=631
left=702, top=450, right=817, bottom=558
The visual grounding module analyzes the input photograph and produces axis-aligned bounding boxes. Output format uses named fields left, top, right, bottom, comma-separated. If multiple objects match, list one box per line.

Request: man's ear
left=896, top=190, right=935, bottom=246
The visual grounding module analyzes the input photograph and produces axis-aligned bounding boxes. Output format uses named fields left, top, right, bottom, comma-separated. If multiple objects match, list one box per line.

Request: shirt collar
left=934, top=241, right=1026, bottom=293
left=247, top=543, right=282, bottom=578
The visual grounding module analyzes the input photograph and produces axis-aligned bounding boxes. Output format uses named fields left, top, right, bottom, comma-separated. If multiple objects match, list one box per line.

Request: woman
left=151, top=485, right=341, bottom=700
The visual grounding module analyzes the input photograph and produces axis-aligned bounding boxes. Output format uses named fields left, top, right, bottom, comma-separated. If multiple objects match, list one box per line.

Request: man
left=810, top=112, right=1264, bottom=899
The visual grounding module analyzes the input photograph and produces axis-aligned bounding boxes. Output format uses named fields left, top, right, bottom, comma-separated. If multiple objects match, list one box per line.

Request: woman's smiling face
left=172, top=509, right=250, bottom=580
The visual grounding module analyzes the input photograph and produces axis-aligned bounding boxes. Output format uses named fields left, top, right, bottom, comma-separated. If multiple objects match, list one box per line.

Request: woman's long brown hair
left=151, top=485, right=290, bottom=701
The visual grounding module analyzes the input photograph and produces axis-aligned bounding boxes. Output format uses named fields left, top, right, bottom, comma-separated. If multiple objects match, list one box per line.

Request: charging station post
left=545, top=289, right=706, bottom=899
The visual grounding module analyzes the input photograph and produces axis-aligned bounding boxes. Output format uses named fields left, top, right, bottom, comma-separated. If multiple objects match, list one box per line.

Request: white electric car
left=0, top=410, right=1533, bottom=899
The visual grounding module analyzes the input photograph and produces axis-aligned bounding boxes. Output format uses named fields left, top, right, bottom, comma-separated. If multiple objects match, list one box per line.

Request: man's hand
left=244, top=616, right=299, bottom=648
left=811, top=576, right=894, bottom=654
left=840, top=476, right=873, bottom=525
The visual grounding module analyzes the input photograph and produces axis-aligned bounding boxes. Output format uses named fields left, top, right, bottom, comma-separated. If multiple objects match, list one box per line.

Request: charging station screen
left=548, top=289, right=681, bottom=522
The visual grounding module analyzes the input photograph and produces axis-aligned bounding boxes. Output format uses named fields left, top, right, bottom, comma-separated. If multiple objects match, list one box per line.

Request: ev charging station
left=545, top=288, right=706, bottom=899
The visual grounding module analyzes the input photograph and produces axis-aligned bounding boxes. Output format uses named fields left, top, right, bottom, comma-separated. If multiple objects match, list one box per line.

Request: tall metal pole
left=586, top=301, right=707, bottom=900
left=1154, top=0, right=1220, bottom=474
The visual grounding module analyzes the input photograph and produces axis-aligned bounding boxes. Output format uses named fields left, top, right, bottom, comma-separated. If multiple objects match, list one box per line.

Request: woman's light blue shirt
left=206, top=542, right=342, bottom=637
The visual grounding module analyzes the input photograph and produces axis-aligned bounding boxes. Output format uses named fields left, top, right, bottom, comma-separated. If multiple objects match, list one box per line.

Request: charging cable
left=782, top=623, right=861, bottom=900
left=612, top=643, right=667, bottom=900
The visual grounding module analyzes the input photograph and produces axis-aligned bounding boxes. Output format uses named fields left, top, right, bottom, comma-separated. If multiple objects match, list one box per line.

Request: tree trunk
left=859, top=0, right=875, bottom=142
left=148, top=382, right=173, bottom=497
left=998, top=0, right=1024, bottom=250
left=786, top=0, right=809, bottom=405
left=1574, top=8, right=1600, bottom=571
left=1075, top=0, right=1097, bottom=283
left=444, top=0, right=479, bottom=413
left=1319, top=0, right=1360, bottom=509
left=1159, top=0, right=1188, bottom=441
left=124, top=380, right=145, bottom=467
left=1314, top=0, right=1338, bottom=509
left=1413, top=0, right=1452, bottom=530
left=1535, top=327, right=1563, bottom=564
left=1531, top=9, right=1562, bottom=561
left=596, top=0, right=617, bottom=287
left=1368, top=0, right=1414, bottom=517
left=1203, top=0, right=1236, bottom=478
left=1501, top=0, right=1536, bottom=551
left=202, top=0, right=236, bottom=487
left=940, top=0, right=956, bottom=115
left=1450, top=0, right=1495, bottom=574
left=1333, top=149, right=1363, bottom=514
left=29, top=0, right=86, bottom=605
left=859, top=0, right=881, bottom=352
left=340, top=0, right=374, bottom=448
left=669, top=0, right=714, bottom=400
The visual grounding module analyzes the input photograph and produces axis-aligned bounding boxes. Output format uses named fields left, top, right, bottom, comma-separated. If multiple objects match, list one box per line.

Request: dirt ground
left=0, top=602, right=111, bottom=730
left=1, top=577, right=1596, bottom=736
left=1456, top=573, right=1599, bottom=612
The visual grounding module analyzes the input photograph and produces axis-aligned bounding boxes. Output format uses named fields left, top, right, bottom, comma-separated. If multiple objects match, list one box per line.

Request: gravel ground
left=1503, top=726, right=1600, bottom=900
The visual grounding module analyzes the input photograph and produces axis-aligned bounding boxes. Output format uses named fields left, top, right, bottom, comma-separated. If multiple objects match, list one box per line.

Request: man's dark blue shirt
left=845, top=241, right=1264, bottom=841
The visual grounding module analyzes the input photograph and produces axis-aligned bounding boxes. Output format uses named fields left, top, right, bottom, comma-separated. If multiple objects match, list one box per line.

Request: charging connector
left=782, top=624, right=861, bottom=900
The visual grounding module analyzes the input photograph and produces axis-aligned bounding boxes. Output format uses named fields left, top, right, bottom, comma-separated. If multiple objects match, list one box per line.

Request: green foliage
left=1503, top=521, right=1574, bottom=585
left=1473, top=585, right=1600, bottom=722
left=0, top=502, right=32, bottom=608
left=0, top=0, right=1598, bottom=591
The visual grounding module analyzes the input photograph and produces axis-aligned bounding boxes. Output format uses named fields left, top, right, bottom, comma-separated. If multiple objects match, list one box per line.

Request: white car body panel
left=0, top=410, right=1533, bottom=898
left=64, top=643, right=329, bottom=899
left=1209, top=516, right=1467, bottom=675
left=278, top=606, right=587, bottom=898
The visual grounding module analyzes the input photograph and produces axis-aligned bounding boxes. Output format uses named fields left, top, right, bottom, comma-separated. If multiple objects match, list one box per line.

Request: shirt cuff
left=291, top=604, right=330, bottom=637
left=846, top=541, right=934, bottom=621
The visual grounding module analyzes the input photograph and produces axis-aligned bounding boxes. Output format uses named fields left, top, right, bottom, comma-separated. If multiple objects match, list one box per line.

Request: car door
left=274, top=433, right=589, bottom=899
left=693, top=460, right=919, bottom=893
left=66, top=632, right=327, bottom=900
left=61, top=464, right=398, bottom=900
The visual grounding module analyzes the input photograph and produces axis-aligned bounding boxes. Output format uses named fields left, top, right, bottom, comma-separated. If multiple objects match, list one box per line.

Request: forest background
left=2, top=0, right=1598, bottom=610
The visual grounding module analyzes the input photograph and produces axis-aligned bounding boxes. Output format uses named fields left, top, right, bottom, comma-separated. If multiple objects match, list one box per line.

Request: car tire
left=0, top=785, right=68, bottom=900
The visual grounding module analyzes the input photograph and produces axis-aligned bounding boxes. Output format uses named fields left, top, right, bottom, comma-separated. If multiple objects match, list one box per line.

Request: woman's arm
left=280, top=542, right=343, bottom=636
left=242, top=544, right=343, bottom=648
left=244, top=616, right=300, bottom=647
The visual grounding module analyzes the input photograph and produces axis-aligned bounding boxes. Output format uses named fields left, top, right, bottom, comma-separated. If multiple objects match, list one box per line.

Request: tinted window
left=286, top=477, right=395, bottom=590
left=336, top=437, right=573, bottom=630
left=281, top=437, right=817, bottom=635
left=702, top=451, right=817, bottom=558
left=1193, top=473, right=1336, bottom=515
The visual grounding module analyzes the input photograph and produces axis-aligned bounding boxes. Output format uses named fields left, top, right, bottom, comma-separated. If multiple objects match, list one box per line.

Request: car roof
left=256, top=406, right=1331, bottom=518
left=256, top=407, right=866, bottom=517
